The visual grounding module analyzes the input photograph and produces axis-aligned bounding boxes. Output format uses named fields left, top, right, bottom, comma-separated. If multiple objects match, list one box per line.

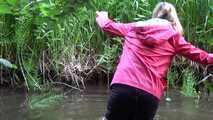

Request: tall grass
left=0, top=0, right=212, bottom=94
left=181, top=69, right=197, bottom=97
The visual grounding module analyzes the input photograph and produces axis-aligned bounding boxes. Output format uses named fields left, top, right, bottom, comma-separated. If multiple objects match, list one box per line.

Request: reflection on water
left=0, top=86, right=213, bottom=120
left=157, top=91, right=213, bottom=120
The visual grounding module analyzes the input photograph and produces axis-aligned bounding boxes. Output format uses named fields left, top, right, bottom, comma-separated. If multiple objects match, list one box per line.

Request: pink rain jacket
left=96, top=15, right=213, bottom=100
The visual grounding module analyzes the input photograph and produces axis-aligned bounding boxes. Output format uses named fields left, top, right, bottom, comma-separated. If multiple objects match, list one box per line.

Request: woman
left=96, top=2, right=213, bottom=120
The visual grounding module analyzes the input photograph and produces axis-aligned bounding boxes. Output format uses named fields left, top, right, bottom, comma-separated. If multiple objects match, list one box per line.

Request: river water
left=0, top=86, right=213, bottom=120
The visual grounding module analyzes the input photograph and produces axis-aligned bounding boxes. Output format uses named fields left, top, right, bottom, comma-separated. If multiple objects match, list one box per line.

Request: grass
left=27, top=91, right=64, bottom=110
left=181, top=69, right=197, bottom=97
left=0, top=0, right=212, bottom=97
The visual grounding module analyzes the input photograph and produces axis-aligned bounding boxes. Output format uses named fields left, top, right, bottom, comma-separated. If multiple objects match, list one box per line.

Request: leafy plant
left=27, top=91, right=63, bottom=109
left=0, top=0, right=69, bottom=90
left=0, top=0, right=212, bottom=94
left=0, top=0, right=18, bottom=14
left=97, top=37, right=122, bottom=71
left=181, top=69, right=197, bottom=97
left=167, top=68, right=177, bottom=88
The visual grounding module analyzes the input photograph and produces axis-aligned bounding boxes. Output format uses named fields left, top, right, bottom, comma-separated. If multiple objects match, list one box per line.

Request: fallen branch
left=196, top=74, right=213, bottom=85
left=51, top=81, right=83, bottom=92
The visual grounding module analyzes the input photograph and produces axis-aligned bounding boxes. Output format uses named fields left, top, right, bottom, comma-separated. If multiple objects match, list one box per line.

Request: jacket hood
left=129, top=18, right=176, bottom=47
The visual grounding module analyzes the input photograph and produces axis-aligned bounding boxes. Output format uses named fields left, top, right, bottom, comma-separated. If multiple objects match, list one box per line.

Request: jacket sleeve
left=170, top=33, right=213, bottom=64
left=96, top=15, right=135, bottom=37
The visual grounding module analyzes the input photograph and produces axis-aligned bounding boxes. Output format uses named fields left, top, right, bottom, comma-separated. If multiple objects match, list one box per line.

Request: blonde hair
left=152, top=2, right=183, bottom=34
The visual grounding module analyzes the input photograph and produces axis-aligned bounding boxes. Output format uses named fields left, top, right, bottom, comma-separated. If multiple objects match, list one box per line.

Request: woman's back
left=112, top=18, right=178, bottom=99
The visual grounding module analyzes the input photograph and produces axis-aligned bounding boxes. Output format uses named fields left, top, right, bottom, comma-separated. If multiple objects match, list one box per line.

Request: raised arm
left=170, top=33, right=213, bottom=64
left=96, top=11, right=135, bottom=37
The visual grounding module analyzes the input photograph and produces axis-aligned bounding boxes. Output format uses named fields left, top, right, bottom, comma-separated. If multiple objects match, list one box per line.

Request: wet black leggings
left=105, top=84, right=159, bottom=120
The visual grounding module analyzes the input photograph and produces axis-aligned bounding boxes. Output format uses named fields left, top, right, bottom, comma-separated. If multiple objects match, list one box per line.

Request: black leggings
left=105, top=84, right=159, bottom=120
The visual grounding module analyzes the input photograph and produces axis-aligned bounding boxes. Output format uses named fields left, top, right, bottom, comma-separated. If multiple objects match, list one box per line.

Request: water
left=0, top=86, right=213, bottom=120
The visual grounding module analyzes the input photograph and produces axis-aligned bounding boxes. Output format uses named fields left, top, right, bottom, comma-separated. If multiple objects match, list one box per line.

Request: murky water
left=0, top=86, right=213, bottom=120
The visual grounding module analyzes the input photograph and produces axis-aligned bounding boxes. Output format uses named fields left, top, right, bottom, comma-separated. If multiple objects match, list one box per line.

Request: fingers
left=96, top=11, right=101, bottom=17
left=96, top=11, right=99, bottom=15
left=96, top=11, right=108, bottom=16
left=96, top=11, right=109, bottom=20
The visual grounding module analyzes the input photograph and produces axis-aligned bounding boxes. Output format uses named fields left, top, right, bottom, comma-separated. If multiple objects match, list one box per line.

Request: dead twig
left=51, top=81, right=83, bottom=92
left=196, top=74, right=213, bottom=85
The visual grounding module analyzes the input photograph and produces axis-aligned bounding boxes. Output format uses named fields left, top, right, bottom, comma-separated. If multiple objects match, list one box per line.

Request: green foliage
left=0, top=3, right=12, bottom=14
left=206, top=82, right=213, bottom=92
left=181, top=69, right=197, bottom=97
left=97, top=37, right=122, bottom=71
left=0, top=0, right=212, bottom=94
left=0, top=0, right=18, bottom=14
left=6, top=0, right=18, bottom=6
left=174, top=0, right=211, bottom=48
left=27, top=92, right=63, bottom=110
left=89, top=0, right=153, bottom=22
left=167, top=68, right=177, bottom=88
left=0, top=0, right=68, bottom=90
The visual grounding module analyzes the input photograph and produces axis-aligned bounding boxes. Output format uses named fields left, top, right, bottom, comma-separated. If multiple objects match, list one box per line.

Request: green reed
left=0, top=0, right=212, bottom=94
left=181, top=68, right=197, bottom=97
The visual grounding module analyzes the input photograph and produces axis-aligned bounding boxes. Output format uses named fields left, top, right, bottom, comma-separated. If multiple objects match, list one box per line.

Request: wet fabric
left=96, top=13, right=213, bottom=99
left=105, top=84, right=159, bottom=120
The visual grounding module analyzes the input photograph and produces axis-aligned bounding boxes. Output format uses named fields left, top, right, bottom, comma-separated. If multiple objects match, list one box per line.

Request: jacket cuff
left=207, top=53, right=213, bottom=64
left=96, top=16, right=112, bottom=28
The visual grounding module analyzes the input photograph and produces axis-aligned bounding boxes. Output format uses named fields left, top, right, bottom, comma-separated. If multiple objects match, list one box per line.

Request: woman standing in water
left=96, top=2, right=213, bottom=120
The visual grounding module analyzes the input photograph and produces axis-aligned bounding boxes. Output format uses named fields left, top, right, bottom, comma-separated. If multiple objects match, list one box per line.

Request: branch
left=196, top=74, right=213, bottom=85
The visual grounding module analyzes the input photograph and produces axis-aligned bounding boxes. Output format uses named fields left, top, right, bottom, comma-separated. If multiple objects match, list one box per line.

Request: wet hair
left=152, top=2, right=183, bottom=35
